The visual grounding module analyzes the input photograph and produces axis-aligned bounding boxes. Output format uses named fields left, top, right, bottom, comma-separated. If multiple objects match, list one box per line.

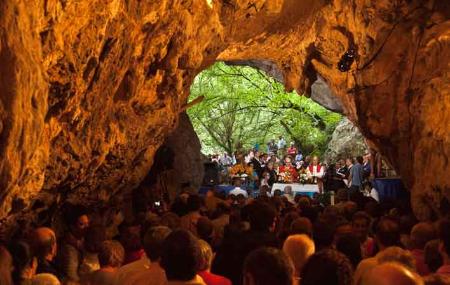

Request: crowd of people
left=0, top=181, right=449, bottom=285
left=209, top=136, right=374, bottom=197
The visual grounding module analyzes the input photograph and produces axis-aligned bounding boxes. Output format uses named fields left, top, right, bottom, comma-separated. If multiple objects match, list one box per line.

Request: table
left=272, top=183, right=319, bottom=198
left=372, top=178, right=407, bottom=202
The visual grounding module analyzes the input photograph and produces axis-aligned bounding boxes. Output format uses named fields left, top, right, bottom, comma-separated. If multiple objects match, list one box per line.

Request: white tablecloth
left=272, top=183, right=319, bottom=194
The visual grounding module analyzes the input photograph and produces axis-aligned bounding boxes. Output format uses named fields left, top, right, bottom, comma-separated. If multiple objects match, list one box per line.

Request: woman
left=263, top=161, right=278, bottom=187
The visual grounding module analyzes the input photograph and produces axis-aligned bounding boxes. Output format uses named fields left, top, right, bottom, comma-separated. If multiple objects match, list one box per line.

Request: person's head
left=187, top=195, right=202, bottom=213
left=196, top=217, right=213, bottom=242
left=197, top=239, right=213, bottom=272
left=290, top=217, right=313, bottom=237
left=84, top=225, right=106, bottom=254
left=356, top=156, right=364, bottom=164
left=64, top=205, right=89, bottom=238
left=345, top=158, right=353, bottom=166
left=312, top=156, right=319, bottom=165
left=313, top=221, right=335, bottom=250
left=10, top=240, right=37, bottom=282
left=160, top=230, right=200, bottom=281
left=336, top=234, right=362, bottom=268
left=410, top=222, right=436, bottom=250
left=233, top=177, right=242, bottom=187
left=98, top=240, right=125, bottom=269
left=260, top=185, right=271, bottom=197
left=424, top=239, right=443, bottom=272
left=160, top=212, right=181, bottom=230
left=31, top=227, right=57, bottom=261
left=31, top=273, right=60, bottom=285
left=143, top=226, right=171, bottom=262
left=437, top=219, right=450, bottom=261
left=334, top=220, right=353, bottom=242
left=283, top=186, right=293, bottom=196
left=423, top=274, right=450, bottom=285
left=243, top=247, right=294, bottom=285
left=336, top=189, right=349, bottom=203
left=247, top=201, right=277, bottom=232
left=352, top=211, right=371, bottom=242
left=282, top=234, right=315, bottom=275
left=0, top=246, right=13, bottom=285
left=360, top=262, right=423, bottom=285
left=267, top=162, right=274, bottom=170
left=376, top=246, right=416, bottom=272
left=376, top=217, right=401, bottom=249
left=301, top=249, right=353, bottom=285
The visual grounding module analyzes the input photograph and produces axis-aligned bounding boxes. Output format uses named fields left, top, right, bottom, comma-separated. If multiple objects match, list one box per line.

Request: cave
left=0, top=0, right=449, bottom=236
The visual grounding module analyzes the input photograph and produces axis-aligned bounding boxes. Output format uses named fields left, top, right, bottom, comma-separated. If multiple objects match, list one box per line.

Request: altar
left=271, top=183, right=319, bottom=198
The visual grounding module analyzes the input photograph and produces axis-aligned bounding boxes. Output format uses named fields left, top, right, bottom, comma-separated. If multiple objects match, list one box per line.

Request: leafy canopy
left=187, top=62, right=342, bottom=155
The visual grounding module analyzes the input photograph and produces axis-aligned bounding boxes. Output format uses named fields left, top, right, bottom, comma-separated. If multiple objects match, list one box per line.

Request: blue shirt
left=351, top=163, right=364, bottom=186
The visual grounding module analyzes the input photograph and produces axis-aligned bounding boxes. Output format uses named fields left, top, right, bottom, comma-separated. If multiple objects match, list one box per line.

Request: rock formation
left=0, top=0, right=448, bottom=231
left=323, top=118, right=367, bottom=164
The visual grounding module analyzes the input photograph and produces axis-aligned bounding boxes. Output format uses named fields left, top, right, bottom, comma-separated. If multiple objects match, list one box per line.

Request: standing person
left=287, top=142, right=297, bottom=156
left=10, top=241, right=38, bottom=285
left=31, top=227, right=60, bottom=279
left=349, top=156, right=364, bottom=195
left=363, top=153, right=372, bottom=181
left=306, top=157, right=325, bottom=193
left=295, top=150, right=303, bottom=163
left=58, top=205, right=90, bottom=283
left=250, top=151, right=263, bottom=178
left=277, top=136, right=286, bottom=156
left=263, top=162, right=278, bottom=187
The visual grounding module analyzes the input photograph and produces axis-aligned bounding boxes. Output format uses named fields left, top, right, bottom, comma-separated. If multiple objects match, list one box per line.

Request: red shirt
left=198, top=271, right=232, bottom=285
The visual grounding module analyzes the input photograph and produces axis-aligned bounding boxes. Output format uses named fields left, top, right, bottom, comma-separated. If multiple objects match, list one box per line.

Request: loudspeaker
left=203, top=162, right=220, bottom=186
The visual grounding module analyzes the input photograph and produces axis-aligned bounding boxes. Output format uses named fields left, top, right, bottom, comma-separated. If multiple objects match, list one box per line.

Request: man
left=306, top=156, right=325, bottom=193
left=250, top=151, right=263, bottom=178
left=32, top=227, right=60, bottom=279
left=118, top=226, right=171, bottom=285
left=349, top=156, right=364, bottom=194
left=352, top=211, right=375, bottom=258
left=83, top=240, right=124, bottom=285
left=287, top=142, right=297, bottom=156
left=363, top=152, right=372, bottom=180
left=243, top=247, right=294, bottom=285
left=229, top=178, right=248, bottom=198
left=360, top=262, right=423, bottom=285
left=409, top=222, right=436, bottom=276
left=160, top=230, right=206, bottom=285
left=282, top=234, right=315, bottom=279
left=180, top=195, right=203, bottom=236
left=437, top=219, right=450, bottom=276
left=197, top=239, right=232, bottom=285
left=277, top=136, right=286, bottom=155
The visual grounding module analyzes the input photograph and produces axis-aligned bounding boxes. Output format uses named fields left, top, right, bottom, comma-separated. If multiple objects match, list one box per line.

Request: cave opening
left=139, top=61, right=407, bottom=213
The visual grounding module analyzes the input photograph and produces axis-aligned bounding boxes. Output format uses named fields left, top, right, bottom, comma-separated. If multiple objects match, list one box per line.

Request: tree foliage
left=187, top=62, right=342, bottom=155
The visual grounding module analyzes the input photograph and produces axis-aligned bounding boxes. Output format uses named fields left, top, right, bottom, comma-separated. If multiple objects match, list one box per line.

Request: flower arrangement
left=230, top=164, right=253, bottom=177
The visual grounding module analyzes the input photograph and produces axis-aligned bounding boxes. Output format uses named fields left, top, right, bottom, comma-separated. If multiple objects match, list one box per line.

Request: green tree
left=187, top=62, right=342, bottom=155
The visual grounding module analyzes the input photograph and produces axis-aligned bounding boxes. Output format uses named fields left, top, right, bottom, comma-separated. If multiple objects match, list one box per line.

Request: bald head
left=282, top=234, right=315, bottom=274
left=32, top=273, right=60, bottom=285
left=410, top=222, right=436, bottom=250
left=32, top=227, right=57, bottom=261
left=361, top=262, right=423, bottom=285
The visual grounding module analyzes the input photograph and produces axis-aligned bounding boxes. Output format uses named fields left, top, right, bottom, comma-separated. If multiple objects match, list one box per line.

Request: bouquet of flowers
left=230, top=164, right=252, bottom=177
left=278, top=166, right=297, bottom=183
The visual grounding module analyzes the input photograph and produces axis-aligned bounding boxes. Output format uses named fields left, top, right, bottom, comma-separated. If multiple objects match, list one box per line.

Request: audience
left=243, top=247, right=294, bottom=285
left=1, top=173, right=448, bottom=285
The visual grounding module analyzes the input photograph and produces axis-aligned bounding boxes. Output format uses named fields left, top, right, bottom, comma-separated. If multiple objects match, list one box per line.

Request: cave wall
left=0, top=0, right=448, bottom=228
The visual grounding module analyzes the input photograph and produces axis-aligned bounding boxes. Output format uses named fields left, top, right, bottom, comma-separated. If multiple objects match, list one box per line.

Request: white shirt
left=306, top=165, right=324, bottom=178
left=229, top=187, right=248, bottom=198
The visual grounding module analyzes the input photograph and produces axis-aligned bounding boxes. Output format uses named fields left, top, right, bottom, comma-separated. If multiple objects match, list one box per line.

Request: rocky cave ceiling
left=0, top=0, right=449, bottom=229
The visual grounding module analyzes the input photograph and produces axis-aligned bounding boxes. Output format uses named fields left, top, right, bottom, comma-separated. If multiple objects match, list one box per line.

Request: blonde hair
left=197, top=239, right=213, bottom=271
left=282, top=234, right=315, bottom=275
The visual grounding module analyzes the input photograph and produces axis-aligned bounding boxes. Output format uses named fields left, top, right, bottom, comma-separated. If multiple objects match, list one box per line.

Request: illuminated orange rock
left=0, top=0, right=448, bottom=229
